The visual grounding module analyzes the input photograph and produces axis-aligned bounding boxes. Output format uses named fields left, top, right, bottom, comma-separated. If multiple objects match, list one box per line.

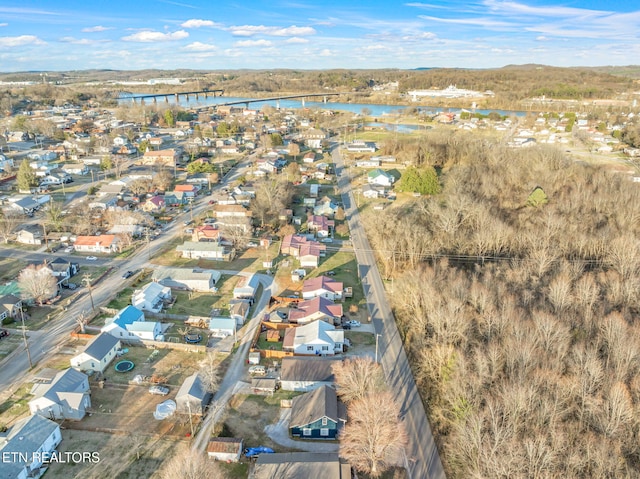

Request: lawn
left=171, top=290, right=218, bottom=317
left=0, top=257, right=28, bottom=282
left=0, top=332, right=23, bottom=360
left=106, top=287, right=135, bottom=310
left=104, top=345, right=204, bottom=387
left=0, top=383, right=32, bottom=429
left=45, top=429, right=186, bottom=479
left=256, top=331, right=283, bottom=351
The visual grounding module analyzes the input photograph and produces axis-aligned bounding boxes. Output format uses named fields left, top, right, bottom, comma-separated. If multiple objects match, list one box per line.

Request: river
left=119, top=93, right=528, bottom=118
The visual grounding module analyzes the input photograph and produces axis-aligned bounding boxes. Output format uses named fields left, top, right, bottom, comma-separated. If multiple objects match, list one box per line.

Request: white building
left=131, top=282, right=171, bottom=313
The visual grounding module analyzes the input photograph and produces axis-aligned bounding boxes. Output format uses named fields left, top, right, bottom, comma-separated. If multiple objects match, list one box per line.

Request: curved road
left=333, top=144, right=446, bottom=479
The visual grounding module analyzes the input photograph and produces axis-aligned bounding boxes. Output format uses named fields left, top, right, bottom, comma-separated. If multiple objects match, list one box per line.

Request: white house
left=152, top=267, right=221, bottom=292
left=302, top=276, right=344, bottom=301
left=28, top=368, right=91, bottom=421
left=229, top=299, right=251, bottom=326
left=61, top=163, right=88, bottom=175
left=176, top=242, right=233, bottom=261
left=367, top=168, right=395, bottom=187
left=233, top=274, right=258, bottom=300
left=101, top=305, right=146, bottom=340
left=279, top=357, right=339, bottom=392
left=73, top=234, right=119, bottom=253
left=209, top=317, right=236, bottom=338
left=131, top=282, right=171, bottom=313
left=283, top=320, right=345, bottom=356
left=70, top=332, right=121, bottom=374
left=0, top=415, right=62, bottom=479
left=126, top=321, right=162, bottom=341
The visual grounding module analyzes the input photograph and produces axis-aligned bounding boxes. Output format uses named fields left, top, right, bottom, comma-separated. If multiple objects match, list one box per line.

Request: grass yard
left=45, top=429, right=186, bottom=479
left=102, top=345, right=204, bottom=387
left=106, top=287, right=135, bottom=310
left=222, top=393, right=295, bottom=451
left=0, top=257, right=28, bottom=283
left=171, top=290, right=218, bottom=317
left=0, top=383, right=32, bottom=429
left=256, top=331, right=283, bottom=351
left=0, top=333, right=23, bottom=362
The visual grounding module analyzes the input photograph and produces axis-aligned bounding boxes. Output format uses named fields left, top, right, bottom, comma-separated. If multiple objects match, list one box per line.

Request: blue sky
left=0, top=0, right=639, bottom=71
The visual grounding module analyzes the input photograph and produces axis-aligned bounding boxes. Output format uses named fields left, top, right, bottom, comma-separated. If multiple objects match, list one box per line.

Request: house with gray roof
left=250, top=452, right=350, bottom=479
left=152, top=267, right=221, bottom=292
left=29, top=368, right=91, bottom=420
left=290, top=385, right=341, bottom=440
left=70, top=332, right=121, bottom=374
left=176, top=241, right=234, bottom=261
left=0, top=415, right=62, bottom=479
left=280, top=357, right=339, bottom=392
left=175, top=372, right=211, bottom=415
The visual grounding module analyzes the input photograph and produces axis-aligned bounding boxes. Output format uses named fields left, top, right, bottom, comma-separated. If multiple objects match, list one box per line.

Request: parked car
left=247, top=242, right=258, bottom=248
left=183, top=220, right=194, bottom=226
left=64, top=246, right=74, bottom=253
left=320, top=237, right=333, bottom=243
left=345, top=320, right=361, bottom=328
left=86, top=256, right=97, bottom=261
left=122, top=271, right=134, bottom=279
left=149, top=385, right=169, bottom=396
left=248, top=365, right=267, bottom=376
left=341, top=323, right=351, bottom=330
left=326, top=271, right=336, bottom=276
left=0, top=329, right=9, bottom=339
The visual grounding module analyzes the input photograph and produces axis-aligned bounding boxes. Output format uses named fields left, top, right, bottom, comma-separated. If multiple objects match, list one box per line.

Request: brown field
left=45, top=429, right=184, bottom=479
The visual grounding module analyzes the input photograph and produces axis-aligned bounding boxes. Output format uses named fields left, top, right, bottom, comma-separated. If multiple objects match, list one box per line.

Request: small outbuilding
left=207, top=437, right=243, bottom=462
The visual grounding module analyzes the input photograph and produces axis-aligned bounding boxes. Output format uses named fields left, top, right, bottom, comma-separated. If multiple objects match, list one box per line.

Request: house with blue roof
left=101, top=305, right=145, bottom=339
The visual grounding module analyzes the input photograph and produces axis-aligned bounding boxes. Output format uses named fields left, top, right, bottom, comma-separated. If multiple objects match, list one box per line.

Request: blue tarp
left=245, top=446, right=274, bottom=457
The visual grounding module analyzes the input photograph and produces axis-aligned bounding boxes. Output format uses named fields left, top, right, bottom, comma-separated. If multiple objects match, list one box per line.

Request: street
left=333, top=144, right=446, bottom=479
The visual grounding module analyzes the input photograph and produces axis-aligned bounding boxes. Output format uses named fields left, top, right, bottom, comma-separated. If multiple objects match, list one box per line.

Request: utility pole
left=145, top=228, right=151, bottom=260
left=20, top=309, right=33, bottom=369
left=82, top=274, right=95, bottom=311
left=42, top=221, right=49, bottom=251
left=375, top=333, right=382, bottom=363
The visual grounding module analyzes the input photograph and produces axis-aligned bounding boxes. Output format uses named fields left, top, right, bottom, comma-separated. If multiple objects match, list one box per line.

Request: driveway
left=264, top=409, right=339, bottom=453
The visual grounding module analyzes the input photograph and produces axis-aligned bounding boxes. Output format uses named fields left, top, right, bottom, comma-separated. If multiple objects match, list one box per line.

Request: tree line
left=361, top=133, right=640, bottom=477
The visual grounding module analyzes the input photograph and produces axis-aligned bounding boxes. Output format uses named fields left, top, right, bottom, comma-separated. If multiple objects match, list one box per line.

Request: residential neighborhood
left=1, top=64, right=640, bottom=479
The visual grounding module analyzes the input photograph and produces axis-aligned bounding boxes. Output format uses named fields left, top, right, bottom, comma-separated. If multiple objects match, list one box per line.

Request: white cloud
left=184, top=41, right=216, bottom=51
left=536, top=36, right=549, bottom=41
left=0, top=35, right=45, bottom=48
left=285, top=37, right=309, bottom=44
left=419, top=15, right=514, bottom=28
left=180, top=19, right=221, bottom=28
left=319, top=49, right=333, bottom=56
left=402, top=31, right=437, bottom=41
left=82, top=25, right=111, bottom=33
left=0, top=23, right=8, bottom=27
left=59, top=36, right=94, bottom=45
left=121, top=30, right=189, bottom=42
left=235, top=39, right=273, bottom=47
left=229, top=24, right=316, bottom=37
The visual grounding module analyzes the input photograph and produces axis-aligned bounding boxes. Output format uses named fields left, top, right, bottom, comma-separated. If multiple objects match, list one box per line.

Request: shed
left=248, top=352, right=261, bottom=365
left=207, top=437, right=243, bottom=462
left=252, top=378, right=277, bottom=395
left=266, top=330, right=280, bottom=342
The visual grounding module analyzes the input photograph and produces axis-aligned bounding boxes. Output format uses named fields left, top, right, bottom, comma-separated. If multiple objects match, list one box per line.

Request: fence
left=139, top=338, right=206, bottom=353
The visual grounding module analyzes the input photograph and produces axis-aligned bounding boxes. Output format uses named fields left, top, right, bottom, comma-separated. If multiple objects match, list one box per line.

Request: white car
left=320, top=238, right=333, bottom=243
left=64, top=246, right=74, bottom=253
left=86, top=256, right=97, bottom=261
left=346, top=320, right=361, bottom=327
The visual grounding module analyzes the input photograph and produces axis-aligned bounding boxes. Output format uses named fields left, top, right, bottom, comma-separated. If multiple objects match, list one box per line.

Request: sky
left=0, top=0, right=639, bottom=72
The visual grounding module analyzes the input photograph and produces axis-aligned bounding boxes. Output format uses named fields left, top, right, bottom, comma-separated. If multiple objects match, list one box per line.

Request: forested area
left=362, top=133, right=640, bottom=477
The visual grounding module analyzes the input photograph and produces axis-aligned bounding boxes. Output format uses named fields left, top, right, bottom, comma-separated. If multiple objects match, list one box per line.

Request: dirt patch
left=45, top=429, right=183, bottom=479
left=64, top=383, right=195, bottom=439
left=222, top=393, right=296, bottom=451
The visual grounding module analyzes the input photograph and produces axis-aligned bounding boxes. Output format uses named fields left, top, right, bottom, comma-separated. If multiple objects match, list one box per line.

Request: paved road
left=191, top=272, right=276, bottom=452
left=0, top=156, right=253, bottom=399
left=333, top=144, right=446, bottom=479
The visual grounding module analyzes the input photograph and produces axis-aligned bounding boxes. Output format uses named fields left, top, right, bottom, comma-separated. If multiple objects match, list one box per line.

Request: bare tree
left=339, top=391, right=408, bottom=478
left=18, top=264, right=58, bottom=306
left=0, top=210, right=21, bottom=243
left=75, top=310, right=89, bottom=334
left=219, top=217, right=252, bottom=249
left=198, top=352, right=221, bottom=393
left=161, top=446, right=227, bottom=479
left=332, top=357, right=386, bottom=403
